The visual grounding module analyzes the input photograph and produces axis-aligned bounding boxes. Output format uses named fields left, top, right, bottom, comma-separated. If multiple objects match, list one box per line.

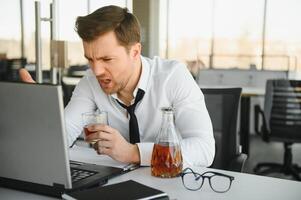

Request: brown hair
left=75, top=5, right=141, bottom=49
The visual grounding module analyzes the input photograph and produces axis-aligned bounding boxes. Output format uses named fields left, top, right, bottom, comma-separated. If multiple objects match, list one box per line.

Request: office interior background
left=1, top=0, right=301, bottom=181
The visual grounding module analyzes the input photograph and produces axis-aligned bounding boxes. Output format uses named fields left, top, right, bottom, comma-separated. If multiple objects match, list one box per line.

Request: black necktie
left=117, top=89, right=145, bottom=144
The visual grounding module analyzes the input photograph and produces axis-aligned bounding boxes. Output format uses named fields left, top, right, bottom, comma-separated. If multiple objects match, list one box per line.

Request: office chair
left=61, top=65, right=88, bottom=105
left=201, top=87, right=247, bottom=172
left=254, top=79, right=301, bottom=180
left=0, top=59, right=8, bottom=81
left=61, top=81, right=76, bottom=106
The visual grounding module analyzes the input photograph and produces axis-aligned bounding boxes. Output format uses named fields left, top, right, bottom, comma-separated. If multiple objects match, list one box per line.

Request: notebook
left=62, top=180, right=169, bottom=200
left=0, top=82, right=137, bottom=197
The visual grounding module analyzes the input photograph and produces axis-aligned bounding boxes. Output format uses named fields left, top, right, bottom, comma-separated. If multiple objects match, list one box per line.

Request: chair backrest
left=263, top=79, right=301, bottom=142
left=61, top=81, right=76, bottom=106
left=201, top=88, right=242, bottom=170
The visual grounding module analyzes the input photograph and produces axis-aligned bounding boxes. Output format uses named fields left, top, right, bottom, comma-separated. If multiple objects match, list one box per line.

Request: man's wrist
left=130, top=144, right=141, bottom=164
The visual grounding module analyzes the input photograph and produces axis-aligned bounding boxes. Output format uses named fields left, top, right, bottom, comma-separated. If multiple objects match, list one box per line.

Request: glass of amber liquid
left=151, top=107, right=183, bottom=178
left=82, top=111, right=108, bottom=144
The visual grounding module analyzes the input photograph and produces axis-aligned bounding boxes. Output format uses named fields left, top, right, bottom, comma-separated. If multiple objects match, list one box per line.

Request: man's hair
left=75, top=5, right=141, bottom=49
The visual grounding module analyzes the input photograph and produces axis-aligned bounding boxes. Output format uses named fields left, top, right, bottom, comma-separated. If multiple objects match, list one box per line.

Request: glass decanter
left=151, top=107, right=183, bottom=178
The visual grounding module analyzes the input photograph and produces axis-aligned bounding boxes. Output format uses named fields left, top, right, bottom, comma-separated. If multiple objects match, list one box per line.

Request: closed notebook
left=62, top=180, right=169, bottom=200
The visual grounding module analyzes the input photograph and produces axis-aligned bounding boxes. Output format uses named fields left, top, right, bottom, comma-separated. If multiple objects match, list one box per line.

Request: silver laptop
left=0, top=81, right=127, bottom=197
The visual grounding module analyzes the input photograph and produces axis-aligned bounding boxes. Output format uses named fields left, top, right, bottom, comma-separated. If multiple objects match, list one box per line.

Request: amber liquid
left=84, top=126, right=98, bottom=144
left=151, top=142, right=183, bottom=178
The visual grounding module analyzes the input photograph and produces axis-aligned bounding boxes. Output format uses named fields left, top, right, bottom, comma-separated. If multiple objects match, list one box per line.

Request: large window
left=165, top=0, right=212, bottom=68
left=264, top=0, right=301, bottom=71
left=0, top=0, right=21, bottom=58
left=89, top=0, right=128, bottom=13
left=23, top=0, right=52, bottom=69
left=59, top=0, right=128, bottom=66
left=0, top=0, right=130, bottom=69
left=165, top=0, right=301, bottom=71
left=213, top=0, right=263, bottom=69
left=58, top=0, right=88, bottom=66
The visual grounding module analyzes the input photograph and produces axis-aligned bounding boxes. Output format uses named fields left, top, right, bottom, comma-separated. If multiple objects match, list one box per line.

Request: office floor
left=244, top=134, right=301, bottom=181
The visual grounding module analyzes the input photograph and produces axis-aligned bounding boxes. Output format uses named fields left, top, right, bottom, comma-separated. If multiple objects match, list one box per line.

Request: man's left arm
left=167, top=63, right=215, bottom=167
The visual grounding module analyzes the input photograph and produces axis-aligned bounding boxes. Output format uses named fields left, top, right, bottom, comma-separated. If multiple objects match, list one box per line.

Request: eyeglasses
left=180, top=168, right=234, bottom=193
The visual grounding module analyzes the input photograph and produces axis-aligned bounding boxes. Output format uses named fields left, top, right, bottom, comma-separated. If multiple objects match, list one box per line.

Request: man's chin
left=100, top=86, right=116, bottom=95
left=102, top=89, right=113, bottom=95
left=99, top=82, right=121, bottom=95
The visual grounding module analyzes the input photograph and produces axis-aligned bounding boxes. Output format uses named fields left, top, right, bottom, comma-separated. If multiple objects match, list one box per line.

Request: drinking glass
left=82, top=111, right=108, bottom=144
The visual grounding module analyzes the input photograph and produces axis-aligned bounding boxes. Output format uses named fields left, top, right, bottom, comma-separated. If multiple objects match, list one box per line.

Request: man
left=19, top=5, right=215, bottom=167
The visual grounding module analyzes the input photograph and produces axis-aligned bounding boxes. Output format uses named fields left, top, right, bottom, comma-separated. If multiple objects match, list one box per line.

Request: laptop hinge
left=53, top=182, right=66, bottom=190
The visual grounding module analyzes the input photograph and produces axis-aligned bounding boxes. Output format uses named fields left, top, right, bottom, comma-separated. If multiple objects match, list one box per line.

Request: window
left=58, top=0, right=129, bottom=66
left=265, top=0, right=301, bottom=71
left=0, top=0, right=130, bottom=69
left=213, top=0, right=263, bottom=69
left=165, top=0, right=301, bottom=71
left=165, top=0, right=212, bottom=68
left=23, top=0, right=52, bottom=69
left=58, top=0, right=88, bottom=66
left=89, top=0, right=128, bottom=13
left=0, top=0, right=21, bottom=58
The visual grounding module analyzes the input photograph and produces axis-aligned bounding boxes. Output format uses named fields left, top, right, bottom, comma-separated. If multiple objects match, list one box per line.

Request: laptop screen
left=0, top=82, right=72, bottom=188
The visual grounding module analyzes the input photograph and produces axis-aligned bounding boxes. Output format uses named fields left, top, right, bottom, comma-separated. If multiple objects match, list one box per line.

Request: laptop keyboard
left=71, top=168, right=97, bottom=183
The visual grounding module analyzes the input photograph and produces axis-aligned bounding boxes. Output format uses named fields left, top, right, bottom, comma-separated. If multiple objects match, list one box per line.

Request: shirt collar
left=111, top=56, right=150, bottom=102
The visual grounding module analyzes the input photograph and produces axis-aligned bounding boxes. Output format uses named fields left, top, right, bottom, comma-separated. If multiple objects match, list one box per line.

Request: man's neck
left=117, top=58, right=142, bottom=106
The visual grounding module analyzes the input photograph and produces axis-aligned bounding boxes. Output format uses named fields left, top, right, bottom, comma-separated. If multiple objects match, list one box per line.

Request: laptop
left=0, top=81, right=133, bottom=197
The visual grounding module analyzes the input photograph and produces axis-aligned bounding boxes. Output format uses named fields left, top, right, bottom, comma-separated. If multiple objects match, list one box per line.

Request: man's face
left=83, top=31, right=140, bottom=95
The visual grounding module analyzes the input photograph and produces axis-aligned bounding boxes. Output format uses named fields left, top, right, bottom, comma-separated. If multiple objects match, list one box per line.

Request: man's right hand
left=86, top=124, right=141, bottom=164
left=19, top=68, right=35, bottom=83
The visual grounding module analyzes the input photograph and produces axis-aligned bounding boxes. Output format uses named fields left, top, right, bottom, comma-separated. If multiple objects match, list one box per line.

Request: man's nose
left=91, top=62, right=106, bottom=76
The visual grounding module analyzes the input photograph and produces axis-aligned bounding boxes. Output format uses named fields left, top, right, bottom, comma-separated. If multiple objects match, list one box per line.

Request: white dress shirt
left=65, top=56, right=215, bottom=166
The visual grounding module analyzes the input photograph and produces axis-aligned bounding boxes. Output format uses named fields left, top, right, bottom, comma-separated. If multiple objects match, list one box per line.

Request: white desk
left=109, top=167, right=301, bottom=200
left=1, top=147, right=301, bottom=200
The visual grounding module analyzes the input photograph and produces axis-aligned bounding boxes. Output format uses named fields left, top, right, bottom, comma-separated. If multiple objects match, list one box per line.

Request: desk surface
left=108, top=167, right=301, bottom=200
left=1, top=147, right=301, bottom=200
left=241, top=86, right=265, bottom=96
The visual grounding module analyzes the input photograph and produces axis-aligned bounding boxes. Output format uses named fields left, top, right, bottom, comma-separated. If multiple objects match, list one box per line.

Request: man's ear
left=130, top=42, right=141, bottom=59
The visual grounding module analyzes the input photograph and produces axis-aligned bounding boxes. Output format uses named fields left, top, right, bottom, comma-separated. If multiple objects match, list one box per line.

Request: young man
left=19, top=5, right=215, bottom=167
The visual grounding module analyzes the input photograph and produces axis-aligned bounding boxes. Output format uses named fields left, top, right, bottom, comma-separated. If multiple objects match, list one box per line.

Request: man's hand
left=19, top=68, right=35, bottom=83
left=85, top=124, right=140, bottom=164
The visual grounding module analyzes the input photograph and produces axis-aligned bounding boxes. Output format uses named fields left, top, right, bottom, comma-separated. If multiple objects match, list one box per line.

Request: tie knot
left=127, top=105, right=135, bottom=114
left=117, top=89, right=145, bottom=111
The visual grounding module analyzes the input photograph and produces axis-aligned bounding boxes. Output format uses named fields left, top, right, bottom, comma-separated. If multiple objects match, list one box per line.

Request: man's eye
left=103, top=58, right=112, bottom=62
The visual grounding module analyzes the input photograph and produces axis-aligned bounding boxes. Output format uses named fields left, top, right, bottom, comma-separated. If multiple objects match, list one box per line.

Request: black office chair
left=61, top=81, right=76, bottom=106
left=254, top=79, right=301, bottom=180
left=61, top=65, right=88, bottom=106
left=201, top=87, right=247, bottom=172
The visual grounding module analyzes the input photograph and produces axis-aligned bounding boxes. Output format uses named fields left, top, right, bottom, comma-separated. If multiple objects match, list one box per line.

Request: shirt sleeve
left=136, top=142, right=154, bottom=166
left=64, top=75, right=97, bottom=147
left=166, top=63, right=215, bottom=167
